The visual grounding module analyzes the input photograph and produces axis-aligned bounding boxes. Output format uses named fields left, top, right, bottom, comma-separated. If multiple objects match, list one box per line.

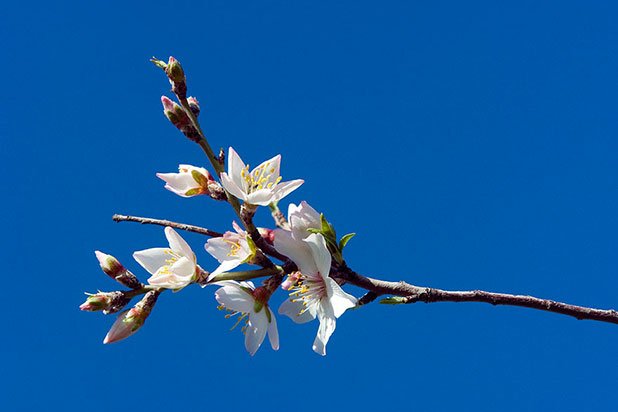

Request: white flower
left=205, top=222, right=256, bottom=278
left=274, top=232, right=356, bottom=356
left=219, top=147, right=304, bottom=206
left=215, top=281, right=279, bottom=356
left=156, top=164, right=213, bottom=197
left=287, top=201, right=321, bottom=240
left=133, top=227, right=198, bottom=290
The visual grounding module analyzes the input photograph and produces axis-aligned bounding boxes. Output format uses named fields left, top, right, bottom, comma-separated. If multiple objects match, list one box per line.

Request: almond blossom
left=287, top=201, right=321, bottom=240
left=133, top=227, right=198, bottom=290
left=205, top=222, right=256, bottom=279
left=215, top=280, right=279, bottom=356
left=275, top=232, right=357, bottom=356
left=156, top=164, right=213, bottom=197
left=219, top=147, right=304, bottom=206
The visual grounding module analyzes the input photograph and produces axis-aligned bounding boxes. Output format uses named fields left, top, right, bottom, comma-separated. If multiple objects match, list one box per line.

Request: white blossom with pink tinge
left=156, top=164, right=213, bottom=197
left=133, top=227, right=198, bottom=291
left=219, top=147, right=304, bottom=206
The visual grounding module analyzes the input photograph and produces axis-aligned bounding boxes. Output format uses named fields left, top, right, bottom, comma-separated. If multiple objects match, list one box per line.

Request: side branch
left=112, top=214, right=223, bottom=237
left=339, top=267, right=618, bottom=325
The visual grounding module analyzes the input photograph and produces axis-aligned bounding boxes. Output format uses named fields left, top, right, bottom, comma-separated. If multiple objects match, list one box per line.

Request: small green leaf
left=338, top=233, right=356, bottom=251
left=265, top=307, right=272, bottom=323
left=379, top=296, right=407, bottom=305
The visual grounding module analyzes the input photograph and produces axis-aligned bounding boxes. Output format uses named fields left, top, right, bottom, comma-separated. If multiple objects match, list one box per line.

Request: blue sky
left=2, top=1, right=617, bottom=411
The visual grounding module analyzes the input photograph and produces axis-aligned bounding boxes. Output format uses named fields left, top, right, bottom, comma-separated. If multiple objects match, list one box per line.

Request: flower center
left=240, top=162, right=282, bottom=193
left=218, top=305, right=250, bottom=333
left=224, top=239, right=241, bottom=257
left=288, top=274, right=327, bottom=316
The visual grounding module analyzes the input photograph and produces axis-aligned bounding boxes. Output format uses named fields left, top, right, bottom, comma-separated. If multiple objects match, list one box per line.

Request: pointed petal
left=305, top=233, right=332, bottom=280
left=312, top=306, right=336, bottom=356
left=156, top=172, right=199, bottom=197
left=252, top=154, right=281, bottom=185
left=245, top=189, right=276, bottom=206
left=289, top=200, right=321, bottom=238
left=169, top=255, right=196, bottom=277
left=245, top=311, right=269, bottom=356
left=215, top=284, right=253, bottom=313
left=278, top=298, right=316, bottom=324
left=273, top=229, right=317, bottom=275
left=267, top=308, right=279, bottom=351
left=271, top=179, right=304, bottom=202
left=227, top=147, right=247, bottom=190
left=326, top=278, right=357, bottom=318
left=165, top=227, right=194, bottom=259
left=210, top=259, right=244, bottom=276
left=220, top=172, right=247, bottom=201
left=133, top=248, right=170, bottom=275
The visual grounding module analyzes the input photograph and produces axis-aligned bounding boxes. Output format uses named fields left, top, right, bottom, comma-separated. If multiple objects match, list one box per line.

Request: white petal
left=271, top=179, right=304, bottom=202
left=326, top=278, right=357, bottom=318
left=305, top=233, right=332, bottom=281
left=252, top=154, right=281, bottom=185
left=227, top=147, right=247, bottom=191
left=267, top=308, right=279, bottom=351
left=312, top=306, right=336, bottom=356
left=273, top=229, right=317, bottom=275
left=156, top=172, right=199, bottom=197
left=245, top=189, right=276, bottom=206
left=220, top=172, right=247, bottom=200
left=133, top=248, right=170, bottom=275
left=215, top=284, right=253, bottom=313
left=245, top=310, right=269, bottom=356
left=205, top=237, right=233, bottom=262
left=209, top=259, right=244, bottom=276
left=165, top=227, right=194, bottom=259
left=289, top=200, right=321, bottom=238
left=278, top=298, right=316, bottom=324
left=169, top=255, right=196, bottom=277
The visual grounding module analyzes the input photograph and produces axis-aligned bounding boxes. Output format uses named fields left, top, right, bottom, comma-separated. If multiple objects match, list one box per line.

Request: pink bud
left=281, top=272, right=302, bottom=290
left=103, top=291, right=159, bottom=344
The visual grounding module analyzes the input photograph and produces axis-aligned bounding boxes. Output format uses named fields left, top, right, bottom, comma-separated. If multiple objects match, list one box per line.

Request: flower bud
left=281, top=271, right=302, bottom=290
left=80, top=291, right=131, bottom=314
left=258, top=227, right=275, bottom=245
left=161, top=96, right=201, bottom=142
left=187, top=96, right=200, bottom=116
left=103, top=290, right=159, bottom=344
left=95, top=251, right=142, bottom=290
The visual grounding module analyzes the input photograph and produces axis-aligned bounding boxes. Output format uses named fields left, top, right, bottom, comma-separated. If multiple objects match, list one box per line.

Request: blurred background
left=2, top=1, right=617, bottom=410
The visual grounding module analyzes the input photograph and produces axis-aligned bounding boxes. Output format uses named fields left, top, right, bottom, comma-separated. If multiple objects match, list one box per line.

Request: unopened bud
left=80, top=291, right=131, bottom=314
left=258, top=227, right=275, bottom=245
left=281, top=271, right=302, bottom=290
left=161, top=96, right=201, bottom=142
left=151, top=56, right=188, bottom=99
left=95, top=251, right=142, bottom=289
left=103, top=290, right=159, bottom=344
left=187, top=96, right=200, bottom=116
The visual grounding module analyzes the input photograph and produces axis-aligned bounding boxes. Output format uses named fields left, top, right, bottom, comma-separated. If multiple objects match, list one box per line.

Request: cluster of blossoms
left=82, top=56, right=360, bottom=356
left=84, top=148, right=357, bottom=354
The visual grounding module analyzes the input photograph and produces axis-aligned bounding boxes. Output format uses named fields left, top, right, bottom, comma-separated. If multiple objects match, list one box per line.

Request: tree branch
left=338, top=267, right=618, bottom=325
left=112, top=214, right=223, bottom=237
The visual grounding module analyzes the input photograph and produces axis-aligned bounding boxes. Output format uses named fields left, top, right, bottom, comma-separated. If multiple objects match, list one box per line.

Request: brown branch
left=338, top=267, right=618, bottom=325
left=113, top=213, right=290, bottom=263
left=112, top=214, right=223, bottom=237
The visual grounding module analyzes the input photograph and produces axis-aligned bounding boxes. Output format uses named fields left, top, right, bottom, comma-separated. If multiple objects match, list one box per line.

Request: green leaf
left=338, top=233, right=356, bottom=251
left=379, top=296, right=407, bottom=305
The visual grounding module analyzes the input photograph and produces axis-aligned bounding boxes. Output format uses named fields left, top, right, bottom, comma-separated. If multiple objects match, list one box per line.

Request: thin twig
left=337, top=266, right=618, bottom=325
left=112, top=214, right=223, bottom=237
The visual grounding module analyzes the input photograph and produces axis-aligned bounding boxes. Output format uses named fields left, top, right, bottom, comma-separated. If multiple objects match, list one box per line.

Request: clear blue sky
left=2, top=1, right=617, bottom=411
